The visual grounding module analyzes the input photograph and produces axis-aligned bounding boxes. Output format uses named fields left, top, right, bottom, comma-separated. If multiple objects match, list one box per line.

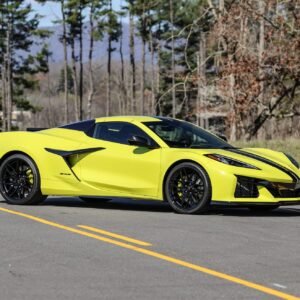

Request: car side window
left=93, top=122, right=155, bottom=146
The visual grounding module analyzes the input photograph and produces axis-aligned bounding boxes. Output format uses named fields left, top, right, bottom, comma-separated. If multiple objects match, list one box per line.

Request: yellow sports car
left=0, top=116, right=299, bottom=214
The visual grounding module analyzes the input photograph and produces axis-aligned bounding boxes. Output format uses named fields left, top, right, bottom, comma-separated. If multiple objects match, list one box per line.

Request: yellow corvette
left=0, top=116, right=299, bottom=214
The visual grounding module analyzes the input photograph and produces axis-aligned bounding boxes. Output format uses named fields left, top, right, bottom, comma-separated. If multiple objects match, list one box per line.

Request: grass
left=233, top=138, right=300, bottom=163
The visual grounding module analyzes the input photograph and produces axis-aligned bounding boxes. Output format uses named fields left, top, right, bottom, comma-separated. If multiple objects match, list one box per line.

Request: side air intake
left=234, top=176, right=259, bottom=198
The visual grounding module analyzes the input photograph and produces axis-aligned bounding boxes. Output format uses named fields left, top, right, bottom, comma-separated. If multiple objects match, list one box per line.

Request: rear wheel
left=164, top=162, right=211, bottom=214
left=0, top=154, right=46, bottom=205
left=248, top=205, right=280, bottom=212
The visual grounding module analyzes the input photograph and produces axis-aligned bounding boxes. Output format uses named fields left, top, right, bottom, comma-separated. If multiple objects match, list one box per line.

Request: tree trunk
left=61, top=0, right=69, bottom=124
left=149, top=30, right=156, bottom=115
left=247, top=81, right=299, bottom=139
left=6, top=18, right=12, bottom=131
left=140, top=2, right=146, bottom=115
left=169, top=0, right=176, bottom=118
left=107, top=35, right=112, bottom=116
left=106, top=0, right=114, bottom=116
left=141, top=39, right=146, bottom=114
left=257, top=0, right=265, bottom=139
left=129, top=10, right=136, bottom=114
left=79, top=3, right=83, bottom=120
left=119, top=3, right=126, bottom=114
left=1, top=8, right=7, bottom=131
left=1, top=68, right=7, bottom=132
left=1, top=51, right=7, bottom=132
left=229, top=73, right=236, bottom=141
left=155, top=23, right=162, bottom=115
left=206, top=0, right=217, bottom=19
left=219, top=0, right=224, bottom=11
left=87, top=3, right=95, bottom=119
left=71, top=38, right=79, bottom=121
left=197, top=32, right=206, bottom=128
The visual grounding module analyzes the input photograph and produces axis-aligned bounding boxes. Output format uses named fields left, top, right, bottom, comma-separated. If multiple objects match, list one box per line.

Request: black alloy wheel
left=0, top=154, right=46, bottom=205
left=164, top=162, right=211, bottom=214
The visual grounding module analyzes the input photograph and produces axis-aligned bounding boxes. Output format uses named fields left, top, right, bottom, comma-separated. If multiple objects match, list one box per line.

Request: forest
left=0, top=0, right=299, bottom=142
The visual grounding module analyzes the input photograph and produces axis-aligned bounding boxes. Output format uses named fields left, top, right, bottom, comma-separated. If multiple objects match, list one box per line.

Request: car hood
left=182, top=147, right=300, bottom=181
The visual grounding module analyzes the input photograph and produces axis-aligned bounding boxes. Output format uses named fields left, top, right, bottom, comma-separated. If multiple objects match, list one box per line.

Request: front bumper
left=212, top=174, right=300, bottom=205
left=234, top=176, right=300, bottom=199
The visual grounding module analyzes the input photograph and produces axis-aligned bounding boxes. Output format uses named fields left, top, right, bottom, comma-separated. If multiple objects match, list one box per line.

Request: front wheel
left=0, top=154, right=46, bottom=205
left=164, top=162, right=211, bottom=214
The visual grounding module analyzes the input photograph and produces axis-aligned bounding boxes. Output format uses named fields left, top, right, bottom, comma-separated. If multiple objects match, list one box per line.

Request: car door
left=78, top=121, right=162, bottom=198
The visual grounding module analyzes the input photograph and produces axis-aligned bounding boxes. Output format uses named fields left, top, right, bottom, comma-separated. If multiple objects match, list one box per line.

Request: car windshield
left=143, top=118, right=235, bottom=149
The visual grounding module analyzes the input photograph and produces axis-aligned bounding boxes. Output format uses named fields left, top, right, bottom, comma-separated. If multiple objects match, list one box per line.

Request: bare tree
left=60, top=0, right=69, bottom=124
left=140, top=1, right=146, bottom=114
left=119, top=1, right=127, bottom=114
left=169, top=0, right=176, bottom=118
left=70, top=36, right=79, bottom=121
left=129, top=1, right=136, bottom=114
left=78, top=1, right=84, bottom=120
left=87, top=1, right=95, bottom=119
left=196, top=32, right=206, bottom=128
left=1, top=7, right=7, bottom=131
left=6, top=18, right=12, bottom=131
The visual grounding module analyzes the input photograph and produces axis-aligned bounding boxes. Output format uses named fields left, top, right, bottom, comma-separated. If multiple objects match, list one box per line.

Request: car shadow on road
left=42, top=198, right=300, bottom=217
left=1, top=198, right=299, bottom=217
left=41, top=197, right=173, bottom=213
left=208, top=206, right=300, bottom=217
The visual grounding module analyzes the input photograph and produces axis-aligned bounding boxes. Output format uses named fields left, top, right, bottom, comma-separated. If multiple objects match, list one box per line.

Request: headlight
left=204, top=154, right=260, bottom=170
left=284, top=153, right=299, bottom=169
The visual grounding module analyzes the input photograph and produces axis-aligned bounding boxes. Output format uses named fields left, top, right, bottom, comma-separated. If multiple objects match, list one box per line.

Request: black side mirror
left=216, top=133, right=228, bottom=142
left=128, top=135, right=151, bottom=148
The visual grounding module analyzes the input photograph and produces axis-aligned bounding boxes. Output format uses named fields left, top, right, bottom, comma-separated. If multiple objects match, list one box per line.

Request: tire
left=248, top=205, right=280, bottom=212
left=80, top=197, right=111, bottom=204
left=0, top=154, right=46, bottom=205
left=164, top=162, right=211, bottom=214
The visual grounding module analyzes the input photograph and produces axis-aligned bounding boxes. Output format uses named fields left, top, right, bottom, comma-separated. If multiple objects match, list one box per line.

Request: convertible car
left=0, top=116, right=299, bottom=214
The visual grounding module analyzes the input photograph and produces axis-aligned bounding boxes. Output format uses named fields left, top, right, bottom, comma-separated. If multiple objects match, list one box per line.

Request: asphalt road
left=0, top=197, right=299, bottom=300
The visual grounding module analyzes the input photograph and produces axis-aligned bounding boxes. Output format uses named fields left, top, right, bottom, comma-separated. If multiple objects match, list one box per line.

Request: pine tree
left=0, top=1, right=50, bottom=131
left=87, top=0, right=108, bottom=118
left=150, top=0, right=212, bottom=120
left=37, top=0, right=70, bottom=123
left=65, top=0, right=88, bottom=121
left=134, top=0, right=157, bottom=114
left=104, top=0, right=121, bottom=116
left=124, top=0, right=136, bottom=114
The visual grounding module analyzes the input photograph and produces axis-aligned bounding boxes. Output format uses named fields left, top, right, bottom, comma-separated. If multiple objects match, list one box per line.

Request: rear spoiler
left=26, top=128, right=49, bottom=132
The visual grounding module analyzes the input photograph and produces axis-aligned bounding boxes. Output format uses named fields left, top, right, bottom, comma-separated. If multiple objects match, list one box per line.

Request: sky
left=27, top=0, right=63, bottom=27
left=27, top=0, right=121, bottom=27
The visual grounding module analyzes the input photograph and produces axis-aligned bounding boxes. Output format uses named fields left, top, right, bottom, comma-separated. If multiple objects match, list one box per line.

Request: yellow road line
left=0, top=207, right=299, bottom=300
left=78, top=225, right=152, bottom=246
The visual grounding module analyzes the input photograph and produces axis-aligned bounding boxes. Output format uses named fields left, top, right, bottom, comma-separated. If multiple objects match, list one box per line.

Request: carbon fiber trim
left=45, top=147, right=105, bottom=157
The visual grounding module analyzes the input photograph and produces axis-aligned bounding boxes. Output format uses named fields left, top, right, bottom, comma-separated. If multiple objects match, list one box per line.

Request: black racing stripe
left=227, top=149, right=299, bottom=182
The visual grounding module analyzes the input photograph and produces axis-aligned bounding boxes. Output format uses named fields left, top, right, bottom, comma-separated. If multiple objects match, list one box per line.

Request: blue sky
left=27, top=0, right=121, bottom=27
